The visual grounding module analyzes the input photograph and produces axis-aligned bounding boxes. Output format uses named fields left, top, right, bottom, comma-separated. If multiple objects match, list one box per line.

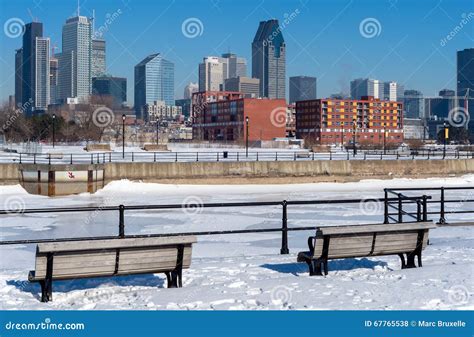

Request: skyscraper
left=49, top=56, right=58, bottom=104
left=34, top=37, right=50, bottom=110
left=221, top=53, right=247, bottom=78
left=58, top=16, right=92, bottom=102
left=403, top=89, right=424, bottom=119
left=198, top=56, right=224, bottom=92
left=91, top=39, right=106, bottom=77
left=350, top=78, right=381, bottom=99
left=14, top=48, right=23, bottom=107
left=289, top=76, right=317, bottom=103
left=21, top=22, right=44, bottom=112
left=457, top=48, right=474, bottom=98
left=252, top=20, right=286, bottom=99
left=134, top=53, right=174, bottom=119
left=184, top=82, right=198, bottom=99
left=224, top=77, right=260, bottom=98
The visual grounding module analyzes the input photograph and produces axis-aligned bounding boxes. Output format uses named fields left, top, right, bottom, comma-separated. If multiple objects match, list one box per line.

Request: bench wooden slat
left=319, top=222, right=436, bottom=236
left=37, top=236, right=197, bottom=253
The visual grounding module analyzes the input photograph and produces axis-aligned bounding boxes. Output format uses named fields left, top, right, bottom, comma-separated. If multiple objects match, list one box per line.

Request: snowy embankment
left=0, top=176, right=473, bottom=310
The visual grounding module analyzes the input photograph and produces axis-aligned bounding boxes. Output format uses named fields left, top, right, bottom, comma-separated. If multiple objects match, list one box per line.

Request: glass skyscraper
left=457, top=48, right=474, bottom=98
left=58, top=16, right=92, bottom=102
left=289, top=76, right=317, bottom=103
left=252, top=20, right=286, bottom=99
left=134, top=53, right=174, bottom=119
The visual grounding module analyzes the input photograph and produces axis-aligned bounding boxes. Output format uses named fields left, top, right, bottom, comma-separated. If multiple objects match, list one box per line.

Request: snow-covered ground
left=0, top=176, right=473, bottom=310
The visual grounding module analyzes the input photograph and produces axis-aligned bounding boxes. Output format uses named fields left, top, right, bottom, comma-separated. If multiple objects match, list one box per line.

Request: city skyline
left=0, top=0, right=472, bottom=105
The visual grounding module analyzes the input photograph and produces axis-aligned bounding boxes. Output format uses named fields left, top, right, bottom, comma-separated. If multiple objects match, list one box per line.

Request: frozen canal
left=0, top=175, right=473, bottom=310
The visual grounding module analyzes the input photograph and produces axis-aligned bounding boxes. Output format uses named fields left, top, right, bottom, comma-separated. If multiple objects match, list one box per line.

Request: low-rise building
left=145, top=101, right=182, bottom=121
left=296, top=96, right=404, bottom=146
left=192, top=91, right=287, bottom=141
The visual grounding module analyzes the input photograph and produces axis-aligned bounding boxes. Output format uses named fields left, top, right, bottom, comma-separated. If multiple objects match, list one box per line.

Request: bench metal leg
left=165, top=271, right=180, bottom=288
left=308, top=259, right=324, bottom=276
left=40, top=253, right=54, bottom=302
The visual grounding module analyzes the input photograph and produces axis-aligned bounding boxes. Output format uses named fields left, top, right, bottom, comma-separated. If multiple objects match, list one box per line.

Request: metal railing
left=1, top=149, right=473, bottom=165
left=0, top=196, right=428, bottom=254
left=384, top=187, right=474, bottom=224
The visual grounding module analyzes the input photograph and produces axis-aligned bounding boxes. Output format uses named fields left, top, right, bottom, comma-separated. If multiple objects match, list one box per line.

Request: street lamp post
left=52, top=114, right=56, bottom=148
left=341, top=125, right=344, bottom=149
left=122, top=114, right=126, bottom=159
left=443, top=122, right=448, bottom=159
left=156, top=119, right=159, bottom=145
left=352, top=118, right=357, bottom=157
left=245, top=116, right=249, bottom=158
left=383, top=127, right=387, bottom=155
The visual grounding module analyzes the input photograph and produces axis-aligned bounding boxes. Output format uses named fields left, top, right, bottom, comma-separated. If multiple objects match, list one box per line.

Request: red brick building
left=192, top=91, right=287, bottom=141
left=296, top=96, right=404, bottom=146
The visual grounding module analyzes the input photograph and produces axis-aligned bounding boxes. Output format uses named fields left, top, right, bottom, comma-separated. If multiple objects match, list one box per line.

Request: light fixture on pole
left=52, top=114, right=56, bottom=148
left=245, top=116, right=249, bottom=158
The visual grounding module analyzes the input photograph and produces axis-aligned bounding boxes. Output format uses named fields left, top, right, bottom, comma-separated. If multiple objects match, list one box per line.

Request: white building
left=145, top=101, right=183, bottom=121
left=184, top=82, right=198, bottom=99
left=34, top=37, right=50, bottom=110
left=58, top=16, right=92, bottom=103
left=199, top=57, right=224, bottom=92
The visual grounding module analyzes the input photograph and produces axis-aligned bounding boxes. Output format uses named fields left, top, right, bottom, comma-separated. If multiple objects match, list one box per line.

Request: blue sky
left=0, top=0, right=472, bottom=105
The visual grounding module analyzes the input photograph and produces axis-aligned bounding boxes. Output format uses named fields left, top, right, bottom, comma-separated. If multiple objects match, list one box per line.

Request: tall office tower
left=198, top=56, right=224, bottom=92
left=134, top=53, right=174, bottom=119
left=350, top=78, right=381, bottom=100
left=91, top=39, right=106, bottom=77
left=14, top=48, right=23, bottom=107
left=221, top=53, right=247, bottom=78
left=289, top=76, right=317, bottom=103
left=49, top=56, right=59, bottom=104
left=252, top=20, right=286, bottom=99
left=184, top=82, right=198, bottom=99
left=382, top=81, right=397, bottom=101
left=22, top=22, right=44, bottom=113
left=403, top=90, right=424, bottom=119
left=457, top=48, right=474, bottom=98
left=58, top=16, right=92, bottom=102
left=34, top=37, right=50, bottom=110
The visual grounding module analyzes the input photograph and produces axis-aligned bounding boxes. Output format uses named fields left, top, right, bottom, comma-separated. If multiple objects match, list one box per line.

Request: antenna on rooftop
left=77, top=0, right=80, bottom=16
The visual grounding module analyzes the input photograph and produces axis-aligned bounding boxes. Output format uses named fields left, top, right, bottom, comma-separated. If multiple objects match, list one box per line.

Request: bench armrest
left=307, top=236, right=315, bottom=253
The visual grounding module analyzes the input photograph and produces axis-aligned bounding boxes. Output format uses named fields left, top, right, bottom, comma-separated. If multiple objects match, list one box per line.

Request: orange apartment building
left=295, top=96, right=404, bottom=146
left=192, top=91, right=287, bottom=141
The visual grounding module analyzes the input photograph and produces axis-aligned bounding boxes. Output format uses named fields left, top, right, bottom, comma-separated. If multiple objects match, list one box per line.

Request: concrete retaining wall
left=0, top=163, right=20, bottom=184
left=104, top=159, right=474, bottom=182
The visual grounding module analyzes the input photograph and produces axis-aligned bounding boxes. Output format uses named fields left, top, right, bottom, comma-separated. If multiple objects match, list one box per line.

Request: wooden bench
left=28, top=236, right=197, bottom=302
left=297, top=222, right=436, bottom=276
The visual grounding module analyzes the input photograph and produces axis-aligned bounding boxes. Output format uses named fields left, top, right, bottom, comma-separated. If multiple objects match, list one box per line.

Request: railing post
left=19, top=153, right=22, bottom=164
left=438, top=187, right=446, bottom=224
left=280, top=200, right=289, bottom=254
left=175, top=152, right=178, bottom=162
left=256, top=152, right=259, bottom=161
left=90, top=154, right=93, bottom=164
left=217, top=152, right=219, bottom=162
left=312, top=152, right=315, bottom=161
left=383, top=189, right=389, bottom=224
left=70, top=154, right=73, bottom=165
left=275, top=152, right=278, bottom=161
left=237, top=152, right=239, bottom=162
left=132, top=152, right=134, bottom=162
left=397, top=194, right=403, bottom=223
left=48, top=154, right=51, bottom=165
left=109, top=152, right=111, bottom=163
left=330, top=151, right=332, bottom=160
left=119, top=204, right=125, bottom=238
left=422, top=195, right=428, bottom=222
left=416, top=200, right=422, bottom=222
left=294, top=152, right=296, bottom=161
left=364, top=152, right=366, bottom=160
left=33, top=153, right=36, bottom=164
left=154, top=152, right=156, bottom=162
left=347, top=151, right=349, bottom=160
